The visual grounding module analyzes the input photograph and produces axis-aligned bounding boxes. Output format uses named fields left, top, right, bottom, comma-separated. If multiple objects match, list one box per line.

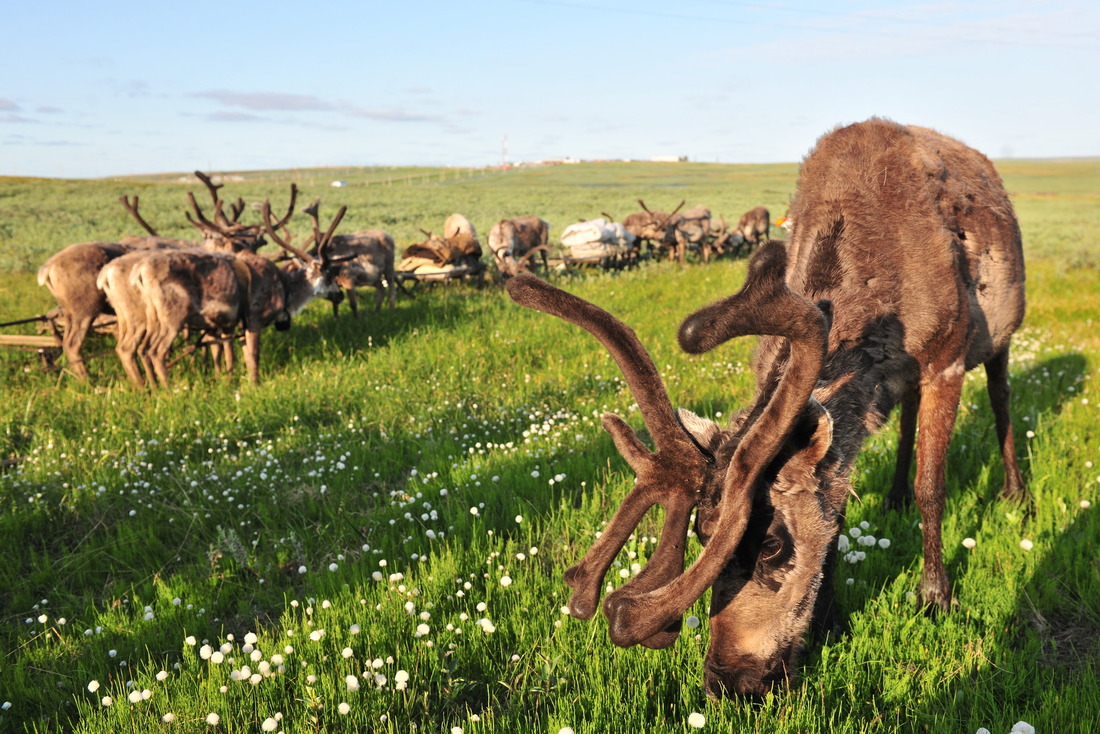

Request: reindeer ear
left=676, top=408, right=720, bottom=449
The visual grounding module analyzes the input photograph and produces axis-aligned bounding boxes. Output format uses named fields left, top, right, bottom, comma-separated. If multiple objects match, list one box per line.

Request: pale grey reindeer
left=506, top=118, right=1026, bottom=698
left=488, top=215, right=550, bottom=276
left=733, top=206, right=770, bottom=255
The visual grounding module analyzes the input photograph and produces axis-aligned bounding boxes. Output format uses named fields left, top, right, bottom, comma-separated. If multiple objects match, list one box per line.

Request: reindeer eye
left=760, top=537, right=783, bottom=561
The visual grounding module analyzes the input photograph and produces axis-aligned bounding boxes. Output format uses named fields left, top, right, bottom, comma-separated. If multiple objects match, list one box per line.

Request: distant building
left=331, top=180, right=348, bottom=187
left=651, top=155, right=688, bottom=163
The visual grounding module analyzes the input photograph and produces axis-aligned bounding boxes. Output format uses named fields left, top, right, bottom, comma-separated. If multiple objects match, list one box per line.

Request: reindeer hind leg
left=985, top=347, right=1028, bottom=502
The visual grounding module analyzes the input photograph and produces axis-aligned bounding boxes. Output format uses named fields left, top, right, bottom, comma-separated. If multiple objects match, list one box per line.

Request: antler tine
left=261, top=199, right=316, bottom=262
left=657, top=200, right=686, bottom=229
left=507, top=274, right=709, bottom=646
left=118, top=195, right=159, bottom=236
left=185, top=190, right=226, bottom=236
left=637, top=199, right=652, bottom=214
left=192, top=170, right=232, bottom=227
left=267, top=183, right=300, bottom=233
left=317, top=205, right=347, bottom=266
left=229, top=197, right=246, bottom=223
left=598, top=242, right=828, bottom=647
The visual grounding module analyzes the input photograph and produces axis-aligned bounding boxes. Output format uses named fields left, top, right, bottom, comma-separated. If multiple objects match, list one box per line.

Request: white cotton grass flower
left=262, top=717, right=278, bottom=732
left=1009, top=721, right=1035, bottom=734
left=558, top=728, right=576, bottom=734
left=345, top=675, right=360, bottom=691
left=87, top=680, right=100, bottom=693
left=500, top=575, right=513, bottom=587
left=685, top=615, right=701, bottom=629
left=338, top=702, right=351, bottom=715
left=1019, top=539, right=1034, bottom=551
left=962, top=537, right=977, bottom=549
left=162, top=712, right=176, bottom=723
left=688, top=711, right=706, bottom=728
left=205, top=712, right=220, bottom=726
left=101, top=696, right=113, bottom=707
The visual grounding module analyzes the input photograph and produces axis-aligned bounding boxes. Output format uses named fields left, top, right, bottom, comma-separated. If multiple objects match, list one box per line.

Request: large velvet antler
left=601, top=241, right=828, bottom=646
left=506, top=274, right=711, bottom=648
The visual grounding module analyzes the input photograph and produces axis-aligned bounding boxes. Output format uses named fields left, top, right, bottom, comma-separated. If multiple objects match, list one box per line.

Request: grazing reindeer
left=488, top=216, right=550, bottom=276
left=734, top=206, right=770, bottom=255
left=324, top=229, right=396, bottom=316
left=102, top=201, right=345, bottom=387
left=506, top=118, right=1026, bottom=698
left=667, top=205, right=714, bottom=263
left=623, top=200, right=684, bottom=260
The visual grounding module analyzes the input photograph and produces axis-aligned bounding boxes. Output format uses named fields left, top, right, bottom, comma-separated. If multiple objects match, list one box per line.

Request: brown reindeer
left=622, top=200, right=684, bottom=260
left=733, top=206, right=770, bottom=255
left=101, top=200, right=345, bottom=387
left=35, top=174, right=296, bottom=379
left=506, top=118, right=1026, bottom=698
left=488, top=216, right=550, bottom=276
left=299, top=199, right=396, bottom=316
left=669, top=205, right=714, bottom=263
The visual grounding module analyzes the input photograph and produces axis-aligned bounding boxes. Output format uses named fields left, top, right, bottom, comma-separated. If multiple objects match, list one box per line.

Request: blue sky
left=2, top=0, right=1097, bottom=178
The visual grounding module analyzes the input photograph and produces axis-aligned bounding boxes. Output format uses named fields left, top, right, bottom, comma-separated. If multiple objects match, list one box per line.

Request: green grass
left=0, top=161, right=1098, bottom=733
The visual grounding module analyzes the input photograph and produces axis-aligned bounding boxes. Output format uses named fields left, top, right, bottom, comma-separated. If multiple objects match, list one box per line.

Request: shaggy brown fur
left=507, top=117, right=1027, bottom=699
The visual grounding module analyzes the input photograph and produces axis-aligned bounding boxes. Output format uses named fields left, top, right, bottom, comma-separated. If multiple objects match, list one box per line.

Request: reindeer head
left=261, top=198, right=347, bottom=319
left=506, top=242, right=836, bottom=698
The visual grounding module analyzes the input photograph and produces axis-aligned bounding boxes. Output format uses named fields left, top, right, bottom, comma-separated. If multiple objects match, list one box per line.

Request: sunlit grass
left=0, top=162, right=1098, bottom=733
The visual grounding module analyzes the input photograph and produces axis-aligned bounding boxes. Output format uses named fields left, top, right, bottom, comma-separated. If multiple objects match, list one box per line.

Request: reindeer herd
left=36, top=173, right=387, bottom=387
left=30, top=118, right=1031, bottom=701
left=34, top=172, right=773, bottom=387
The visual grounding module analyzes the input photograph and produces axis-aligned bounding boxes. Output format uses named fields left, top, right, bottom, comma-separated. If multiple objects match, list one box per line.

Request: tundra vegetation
left=0, top=158, right=1098, bottom=733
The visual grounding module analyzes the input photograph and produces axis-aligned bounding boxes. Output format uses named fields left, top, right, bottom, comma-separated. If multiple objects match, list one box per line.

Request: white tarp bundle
left=560, top=218, right=636, bottom=258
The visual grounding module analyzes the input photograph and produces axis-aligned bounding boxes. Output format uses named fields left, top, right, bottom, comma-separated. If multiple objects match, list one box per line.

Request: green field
left=1, top=160, right=1098, bottom=733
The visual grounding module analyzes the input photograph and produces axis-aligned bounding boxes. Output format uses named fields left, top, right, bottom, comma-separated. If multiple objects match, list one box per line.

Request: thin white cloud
left=192, top=89, right=438, bottom=123
left=194, top=90, right=335, bottom=111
